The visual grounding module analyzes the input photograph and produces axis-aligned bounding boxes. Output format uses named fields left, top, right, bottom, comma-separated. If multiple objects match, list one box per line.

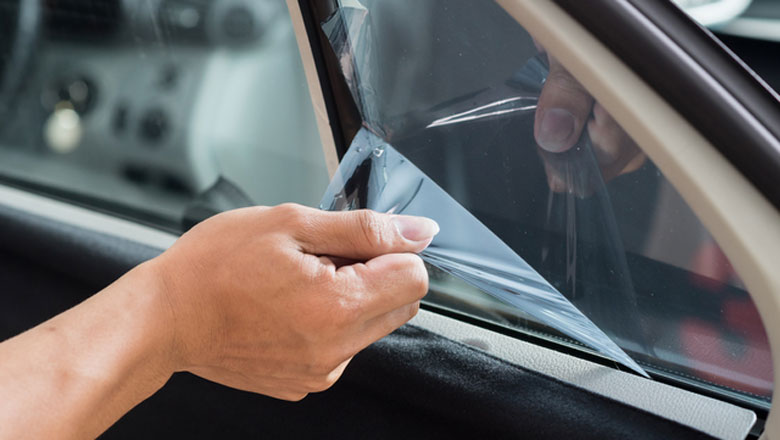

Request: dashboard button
left=138, top=108, right=169, bottom=144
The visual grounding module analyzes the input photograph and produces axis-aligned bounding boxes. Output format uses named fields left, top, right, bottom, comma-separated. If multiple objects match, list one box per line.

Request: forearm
left=0, top=205, right=434, bottom=438
left=0, top=261, right=175, bottom=440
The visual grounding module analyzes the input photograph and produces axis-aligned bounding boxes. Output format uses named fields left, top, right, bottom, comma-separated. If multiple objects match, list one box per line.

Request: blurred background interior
left=0, top=0, right=329, bottom=230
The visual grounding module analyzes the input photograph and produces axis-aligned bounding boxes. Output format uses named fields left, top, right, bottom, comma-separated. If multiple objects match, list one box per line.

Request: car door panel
left=0, top=185, right=754, bottom=439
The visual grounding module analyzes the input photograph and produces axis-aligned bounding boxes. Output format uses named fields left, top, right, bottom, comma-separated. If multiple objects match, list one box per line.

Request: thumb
left=294, top=208, right=439, bottom=260
left=534, top=54, right=594, bottom=153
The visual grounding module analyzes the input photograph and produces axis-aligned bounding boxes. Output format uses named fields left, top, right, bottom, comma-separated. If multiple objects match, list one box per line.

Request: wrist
left=1, top=260, right=181, bottom=439
left=118, top=259, right=181, bottom=379
left=144, top=251, right=227, bottom=372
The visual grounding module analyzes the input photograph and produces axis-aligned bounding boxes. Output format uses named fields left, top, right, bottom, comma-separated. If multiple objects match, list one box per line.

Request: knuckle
left=303, top=359, right=331, bottom=379
left=386, top=254, right=429, bottom=299
left=303, top=381, right=324, bottom=393
left=321, top=350, right=349, bottom=373
left=302, top=349, right=342, bottom=376
left=309, top=260, right=337, bottom=286
left=327, top=289, right=363, bottom=327
left=356, top=210, right=391, bottom=249
left=282, top=392, right=309, bottom=402
left=274, top=203, right=307, bottom=228
left=546, top=68, right=587, bottom=96
left=320, top=370, right=342, bottom=391
left=406, top=301, right=421, bottom=320
left=306, top=372, right=341, bottom=393
left=405, top=256, right=429, bottom=299
left=275, top=202, right=301, bottom=215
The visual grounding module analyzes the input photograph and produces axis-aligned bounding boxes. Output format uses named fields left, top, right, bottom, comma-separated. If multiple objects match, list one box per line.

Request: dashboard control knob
left=139, top=108, right=169, bottom=144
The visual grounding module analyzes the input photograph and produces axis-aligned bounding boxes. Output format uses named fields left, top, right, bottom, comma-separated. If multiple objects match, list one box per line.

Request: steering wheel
left=0, top=0, right=41, bottom=129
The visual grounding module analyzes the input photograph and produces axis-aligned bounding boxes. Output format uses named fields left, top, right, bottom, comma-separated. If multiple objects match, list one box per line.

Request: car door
left=0, top=0, right=778, bottom=439
left=288, top=0, right=780, bottom=437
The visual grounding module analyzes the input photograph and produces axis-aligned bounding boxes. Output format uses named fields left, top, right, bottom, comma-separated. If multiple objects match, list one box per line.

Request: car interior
left=1, top=0, right=779, bottom=438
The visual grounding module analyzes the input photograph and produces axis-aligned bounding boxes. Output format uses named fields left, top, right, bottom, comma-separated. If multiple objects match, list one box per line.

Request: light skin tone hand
left=534, top=49, right=646, bottom=192
left=0, top=204, right=439, bottom=440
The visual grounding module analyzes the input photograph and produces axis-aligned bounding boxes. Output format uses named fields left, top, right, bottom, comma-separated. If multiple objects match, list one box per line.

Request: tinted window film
left=321, top=127, right=647, bottom=376
left=319, top=0, right=772, bottom=407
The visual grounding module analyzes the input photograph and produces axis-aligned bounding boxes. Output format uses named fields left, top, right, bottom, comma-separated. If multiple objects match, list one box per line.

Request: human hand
left=150, top=204, right=437, bottom=401
left=534, top=49, right=645, bottom=192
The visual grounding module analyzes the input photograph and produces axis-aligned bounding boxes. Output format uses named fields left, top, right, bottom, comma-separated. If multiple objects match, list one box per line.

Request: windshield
left=316, top=0, right=772, bottom=409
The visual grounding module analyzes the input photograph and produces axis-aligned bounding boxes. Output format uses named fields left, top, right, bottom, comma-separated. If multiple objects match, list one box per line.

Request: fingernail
left=538, top=108, right=576, bottom=152
left=393, top=216, right=440, bottom=242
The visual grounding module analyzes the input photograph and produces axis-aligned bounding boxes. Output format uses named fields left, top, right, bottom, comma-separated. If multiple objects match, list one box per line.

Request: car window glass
left=319, top=0, right=772, bottom=408
left=0, top=1, right=329, bottom=231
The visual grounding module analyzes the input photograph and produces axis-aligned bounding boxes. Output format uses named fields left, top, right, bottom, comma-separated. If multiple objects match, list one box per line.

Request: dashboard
left=0, top=0, right=328, bottom=227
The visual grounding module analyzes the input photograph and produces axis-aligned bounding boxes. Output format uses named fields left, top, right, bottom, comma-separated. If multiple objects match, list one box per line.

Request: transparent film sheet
left=320, top=2, right=648, bottom=376
left=321, top=129, right=648, bottom=377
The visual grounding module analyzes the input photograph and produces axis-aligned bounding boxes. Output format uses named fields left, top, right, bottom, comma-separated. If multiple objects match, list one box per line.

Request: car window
left=0, top=0, right=329, bottom=231
left=319, top=0, right=772, bottom=408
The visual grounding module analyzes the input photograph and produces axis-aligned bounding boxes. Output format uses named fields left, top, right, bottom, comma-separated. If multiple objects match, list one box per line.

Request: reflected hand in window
left=533, top=49, right=646, bottom=193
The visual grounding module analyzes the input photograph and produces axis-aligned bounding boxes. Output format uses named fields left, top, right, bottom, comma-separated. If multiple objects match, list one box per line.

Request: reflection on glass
left=321, top=0, right=772, bottom=406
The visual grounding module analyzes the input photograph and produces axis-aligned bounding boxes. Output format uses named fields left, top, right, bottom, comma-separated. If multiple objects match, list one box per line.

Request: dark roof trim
left=553, top=0, right=780, bottom=211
